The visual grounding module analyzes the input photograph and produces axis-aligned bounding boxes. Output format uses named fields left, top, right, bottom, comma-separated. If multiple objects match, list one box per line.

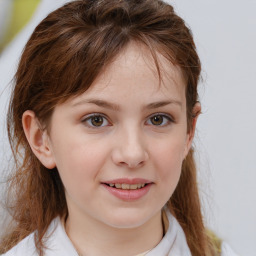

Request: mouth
left=101, top=179, right=153, bottom=200
left=104, top=183, right=149, bottom=190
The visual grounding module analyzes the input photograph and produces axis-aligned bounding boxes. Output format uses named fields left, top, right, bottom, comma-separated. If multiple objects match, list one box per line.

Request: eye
left=146, top=114, right=173, bottom=126
left=82, top=114, right=110, bottom=128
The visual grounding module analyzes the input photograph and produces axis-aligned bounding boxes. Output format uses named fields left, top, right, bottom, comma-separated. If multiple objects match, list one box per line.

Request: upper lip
left=102, top=178, right=152, bottom=184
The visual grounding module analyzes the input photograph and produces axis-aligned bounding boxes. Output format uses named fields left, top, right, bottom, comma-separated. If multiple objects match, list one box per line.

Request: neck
left=64, top=210, right=163, bottom=256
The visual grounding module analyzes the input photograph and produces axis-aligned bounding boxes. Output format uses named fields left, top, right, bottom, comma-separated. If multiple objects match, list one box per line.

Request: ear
left=22, top=110, right=56, bottom=169
left=183, top=102, right=201, bottom=158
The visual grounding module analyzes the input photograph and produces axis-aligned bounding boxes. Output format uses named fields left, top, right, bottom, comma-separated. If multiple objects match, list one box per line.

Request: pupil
left=92, top=116, right=103, bottom=126
left=152, top=115, right=163, bottom=125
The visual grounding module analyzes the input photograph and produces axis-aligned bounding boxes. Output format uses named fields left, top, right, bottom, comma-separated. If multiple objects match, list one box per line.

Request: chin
left=106, top=218, right=147, bottom=229
left=101, top=209, right=156, bottom=229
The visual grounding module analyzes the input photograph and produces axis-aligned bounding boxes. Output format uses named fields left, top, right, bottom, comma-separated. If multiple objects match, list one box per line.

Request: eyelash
left=81, top=113, right=174, bottom=128
left=82, top=113, right=111, bottom=128
left=146, top=113, right=174, bottom=127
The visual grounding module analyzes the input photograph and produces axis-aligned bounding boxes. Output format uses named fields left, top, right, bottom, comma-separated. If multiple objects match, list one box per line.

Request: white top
left=2, top=210, right=238, bottom=256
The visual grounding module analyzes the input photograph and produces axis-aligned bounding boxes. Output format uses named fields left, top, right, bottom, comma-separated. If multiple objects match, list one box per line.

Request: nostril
left=127, top=160, right=145, bottom=169
left=111, top=144, right=149, bottom=168
left=117, top=160, right=144, bottom=168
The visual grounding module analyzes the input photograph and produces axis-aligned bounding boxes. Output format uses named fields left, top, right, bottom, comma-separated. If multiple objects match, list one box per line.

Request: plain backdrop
left=169, top=1, right=256, bottom=255
left=0, top=0, right=255, bottom=255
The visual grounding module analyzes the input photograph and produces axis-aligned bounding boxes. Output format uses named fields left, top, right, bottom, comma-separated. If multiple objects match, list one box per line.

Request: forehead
left=70, top=42, right=186, bottom=105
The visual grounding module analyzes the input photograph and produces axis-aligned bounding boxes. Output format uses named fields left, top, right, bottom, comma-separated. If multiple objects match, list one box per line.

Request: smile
left=102, top=179, right=152, bottom=201
left=106, top=183, right=147, bottom=190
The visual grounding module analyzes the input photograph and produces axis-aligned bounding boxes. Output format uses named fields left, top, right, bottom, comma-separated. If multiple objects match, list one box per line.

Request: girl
left=0, top=0, right=237, bottom=255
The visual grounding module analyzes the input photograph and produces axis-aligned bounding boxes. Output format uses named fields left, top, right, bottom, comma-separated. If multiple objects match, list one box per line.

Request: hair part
left=1, top=0, right=219, bottom=255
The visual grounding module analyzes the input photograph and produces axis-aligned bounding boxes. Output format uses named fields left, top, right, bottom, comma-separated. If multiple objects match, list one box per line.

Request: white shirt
left=2, top=210, right=239, bottom=256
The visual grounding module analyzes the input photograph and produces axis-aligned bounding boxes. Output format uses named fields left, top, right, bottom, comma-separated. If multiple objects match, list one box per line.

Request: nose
left=111, top=127, right=149, bottom=169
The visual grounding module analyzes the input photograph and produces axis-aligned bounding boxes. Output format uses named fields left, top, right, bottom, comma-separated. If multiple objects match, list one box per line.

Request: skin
left=23, top=42, right=200, bottom=256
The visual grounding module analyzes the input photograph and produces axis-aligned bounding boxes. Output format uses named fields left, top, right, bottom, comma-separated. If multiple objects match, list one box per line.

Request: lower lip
left=102, top=184, right=152, bottom=201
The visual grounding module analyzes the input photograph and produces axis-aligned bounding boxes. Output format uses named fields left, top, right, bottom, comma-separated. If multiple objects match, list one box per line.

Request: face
left=34, top=43, right=195, bottom=229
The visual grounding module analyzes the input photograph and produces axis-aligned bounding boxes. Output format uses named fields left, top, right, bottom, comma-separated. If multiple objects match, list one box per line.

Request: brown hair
left=1, top=0, right=218, bottom=255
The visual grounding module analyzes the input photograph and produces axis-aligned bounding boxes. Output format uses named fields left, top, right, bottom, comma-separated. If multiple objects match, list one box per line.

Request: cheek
left=151, top=136, right=186, bottom=186
left=51, top=136, right=109, bottom=195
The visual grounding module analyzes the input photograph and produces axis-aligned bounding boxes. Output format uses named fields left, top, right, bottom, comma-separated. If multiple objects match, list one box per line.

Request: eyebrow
left=72, top=99, right=120, bottom=111
left=145, top=100, right=182, bottom=109
left=72, top=98, right=182, bottom=111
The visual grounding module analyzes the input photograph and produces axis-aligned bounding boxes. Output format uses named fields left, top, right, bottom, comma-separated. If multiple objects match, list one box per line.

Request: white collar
left=4, top=208, right=191, bottom=256
left=44, top=208, right=192, bottom=256
left=146, top=209, right=192, bottom=256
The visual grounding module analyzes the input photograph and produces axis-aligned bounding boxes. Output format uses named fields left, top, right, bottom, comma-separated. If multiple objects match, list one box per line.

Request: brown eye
left=146, top=114, right=172, bottom=126
left=150, top=115, right=164, bottom=126
left=91, top=116, right=104, bottom=126
left=83, top=114, right=109, bottom=128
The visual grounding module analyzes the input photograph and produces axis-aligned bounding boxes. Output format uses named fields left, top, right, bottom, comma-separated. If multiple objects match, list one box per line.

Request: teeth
left=108, top=183, right=146, bottom=190
left=115, top=184, right=122, bottom=189
left=130, top=184, right=138, bottom=190
left=122, top=184, right=129, bottom=189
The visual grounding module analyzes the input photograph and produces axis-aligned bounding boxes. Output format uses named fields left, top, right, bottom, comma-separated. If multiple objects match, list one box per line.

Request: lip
left=101, top=178, right=153, bottom=201
left=103, top=178, right=152, bottom=184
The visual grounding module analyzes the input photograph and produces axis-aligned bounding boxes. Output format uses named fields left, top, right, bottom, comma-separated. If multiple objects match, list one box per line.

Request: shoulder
left=207, top=229, right=239, bottom=256
left=1, top=233, right=37, bottom=256
left=221, top=242, right=239, bottom=256
left=1, top=217, right=78, bottom=256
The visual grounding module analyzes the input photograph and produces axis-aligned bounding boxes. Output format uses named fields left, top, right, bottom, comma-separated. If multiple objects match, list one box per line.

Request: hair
left=1, top=0, right=219, bottom=255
